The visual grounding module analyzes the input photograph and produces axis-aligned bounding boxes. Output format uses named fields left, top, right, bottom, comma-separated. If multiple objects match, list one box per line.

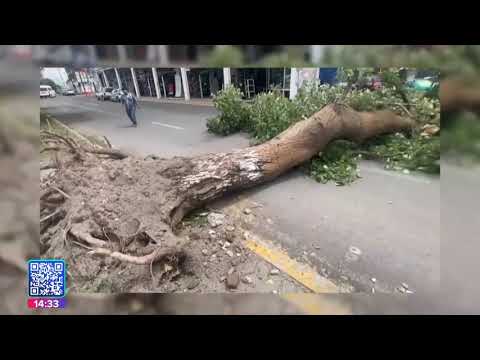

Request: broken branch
left=84, top=147, right=128, bottom=159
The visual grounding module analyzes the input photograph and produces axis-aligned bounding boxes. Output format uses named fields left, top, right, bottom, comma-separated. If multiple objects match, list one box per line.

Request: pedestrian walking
left=121, top=88, right=139, bottom=127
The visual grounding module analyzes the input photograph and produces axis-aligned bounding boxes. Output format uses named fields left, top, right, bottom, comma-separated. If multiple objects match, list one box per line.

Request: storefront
left=156, top=68, right=183, bottom=98
left=104, top=68, right=119, bottom=89
left=116, top=68, right=135, bottom=93
left=186, top=68, right=224, bottom=99
left=134, top=68, right=157, bottom=97
left=95, top=66, right=304, bottom=102
left=231, top=68, right=291, bottom=99
left=266, top=68, right=291, bottom=97
left=319, top=68, right=338, bottom=85
left=98, top=72, right=107, bottom=87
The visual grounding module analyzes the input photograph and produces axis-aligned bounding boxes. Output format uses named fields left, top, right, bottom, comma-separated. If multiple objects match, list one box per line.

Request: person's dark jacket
left=121, top=92, right=138, bottom=111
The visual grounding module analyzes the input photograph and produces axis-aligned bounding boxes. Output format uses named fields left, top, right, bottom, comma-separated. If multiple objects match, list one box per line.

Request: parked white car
left=63, top=88, right=76, bottom=96
left=96, top=86, right=114, bottom=101
left=40, top=85, right=56, bottom=98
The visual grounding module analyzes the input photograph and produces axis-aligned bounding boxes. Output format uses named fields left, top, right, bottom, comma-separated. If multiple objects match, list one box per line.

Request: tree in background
left=40, top=78, right=61, bottom=93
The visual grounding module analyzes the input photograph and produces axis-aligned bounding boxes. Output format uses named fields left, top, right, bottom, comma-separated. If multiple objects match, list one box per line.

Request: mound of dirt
left=40, top=146, right=308, bottom=294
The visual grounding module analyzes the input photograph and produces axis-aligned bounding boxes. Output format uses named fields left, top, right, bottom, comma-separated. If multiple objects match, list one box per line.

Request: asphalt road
left=41, top=95, right=443, bottom=311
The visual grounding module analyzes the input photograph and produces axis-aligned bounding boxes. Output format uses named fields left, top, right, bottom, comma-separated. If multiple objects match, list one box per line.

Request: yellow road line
left=281, top=293, right=352, bottom=315
left=244, top=234, right=340, bottom=294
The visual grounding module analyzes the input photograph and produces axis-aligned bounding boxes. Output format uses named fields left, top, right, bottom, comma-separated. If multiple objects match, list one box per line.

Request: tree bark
left=163, top=104, right=413, bottom=227
left=441, top=77, right=480, bottom=115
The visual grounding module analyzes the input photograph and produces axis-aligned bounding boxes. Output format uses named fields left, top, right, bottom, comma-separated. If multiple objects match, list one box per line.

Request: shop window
left=134, top=68, right=157, bottom=97
left=187, top=68, right=223, bottom=99
left=156, top=68, right=181, bottom=98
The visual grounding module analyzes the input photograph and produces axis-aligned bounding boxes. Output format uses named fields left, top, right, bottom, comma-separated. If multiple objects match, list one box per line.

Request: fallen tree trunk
left=41, top=103, right=413, bottom=269
left=162, top=104, right=413, bottom=227
left=440, top=77, right=480, bottom=115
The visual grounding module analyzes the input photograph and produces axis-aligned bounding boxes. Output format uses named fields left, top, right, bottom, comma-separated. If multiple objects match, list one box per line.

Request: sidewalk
left=137, top=96, right=215, bottom=107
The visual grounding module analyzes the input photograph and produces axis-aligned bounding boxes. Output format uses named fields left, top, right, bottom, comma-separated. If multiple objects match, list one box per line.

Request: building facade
left=95, top=66, right=324, bottom=102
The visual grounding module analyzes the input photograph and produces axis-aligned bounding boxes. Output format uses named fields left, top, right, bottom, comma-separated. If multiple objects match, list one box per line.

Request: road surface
left=41, top=95, right=443, bottom=311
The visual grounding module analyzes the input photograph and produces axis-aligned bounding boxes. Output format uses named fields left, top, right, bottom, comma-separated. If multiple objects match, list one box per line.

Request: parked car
left=96, top=86, right=114, bottom=101
left=110, top=89, right=124, bottom=102
left=96, top=89, right=104, bottom=100
left=40, top=85, right=56, bottom=98
left=406, top=77, right=439, bottom=92
left=63, top=88, right=76, bottom=96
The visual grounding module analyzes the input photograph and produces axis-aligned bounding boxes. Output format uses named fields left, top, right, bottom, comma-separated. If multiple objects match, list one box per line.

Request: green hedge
left=206, top=86, right=251, bottom=136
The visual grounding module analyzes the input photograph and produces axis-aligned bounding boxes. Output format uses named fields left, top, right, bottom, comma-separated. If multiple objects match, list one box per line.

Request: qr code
left=28, top=260, right=66, bottom=297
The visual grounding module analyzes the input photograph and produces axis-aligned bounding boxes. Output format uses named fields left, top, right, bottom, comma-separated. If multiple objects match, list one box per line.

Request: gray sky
left=41, top=67, right=68, bottom=87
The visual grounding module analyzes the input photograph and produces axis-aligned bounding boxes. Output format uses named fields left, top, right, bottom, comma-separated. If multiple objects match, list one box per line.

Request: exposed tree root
left=40, top=162, right=58, bottom=170
left=50, top=186, right=71, bottom=199
left=87, top=246, right=184, bottom=265
left=40, top=129, right=129, bottom=161
left=69, top=226, right=107, bottom=247
left=85, top=148, right=128, bottom=160
left=40, top=146, right=60, bottom=153
left=40, top=209, right=63, bottom=223
left=40, top=208, right=66, bottom=234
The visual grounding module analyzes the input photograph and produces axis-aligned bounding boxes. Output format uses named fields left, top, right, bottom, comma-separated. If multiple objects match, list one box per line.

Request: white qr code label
left=28, top=259, right=66, bottom=297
